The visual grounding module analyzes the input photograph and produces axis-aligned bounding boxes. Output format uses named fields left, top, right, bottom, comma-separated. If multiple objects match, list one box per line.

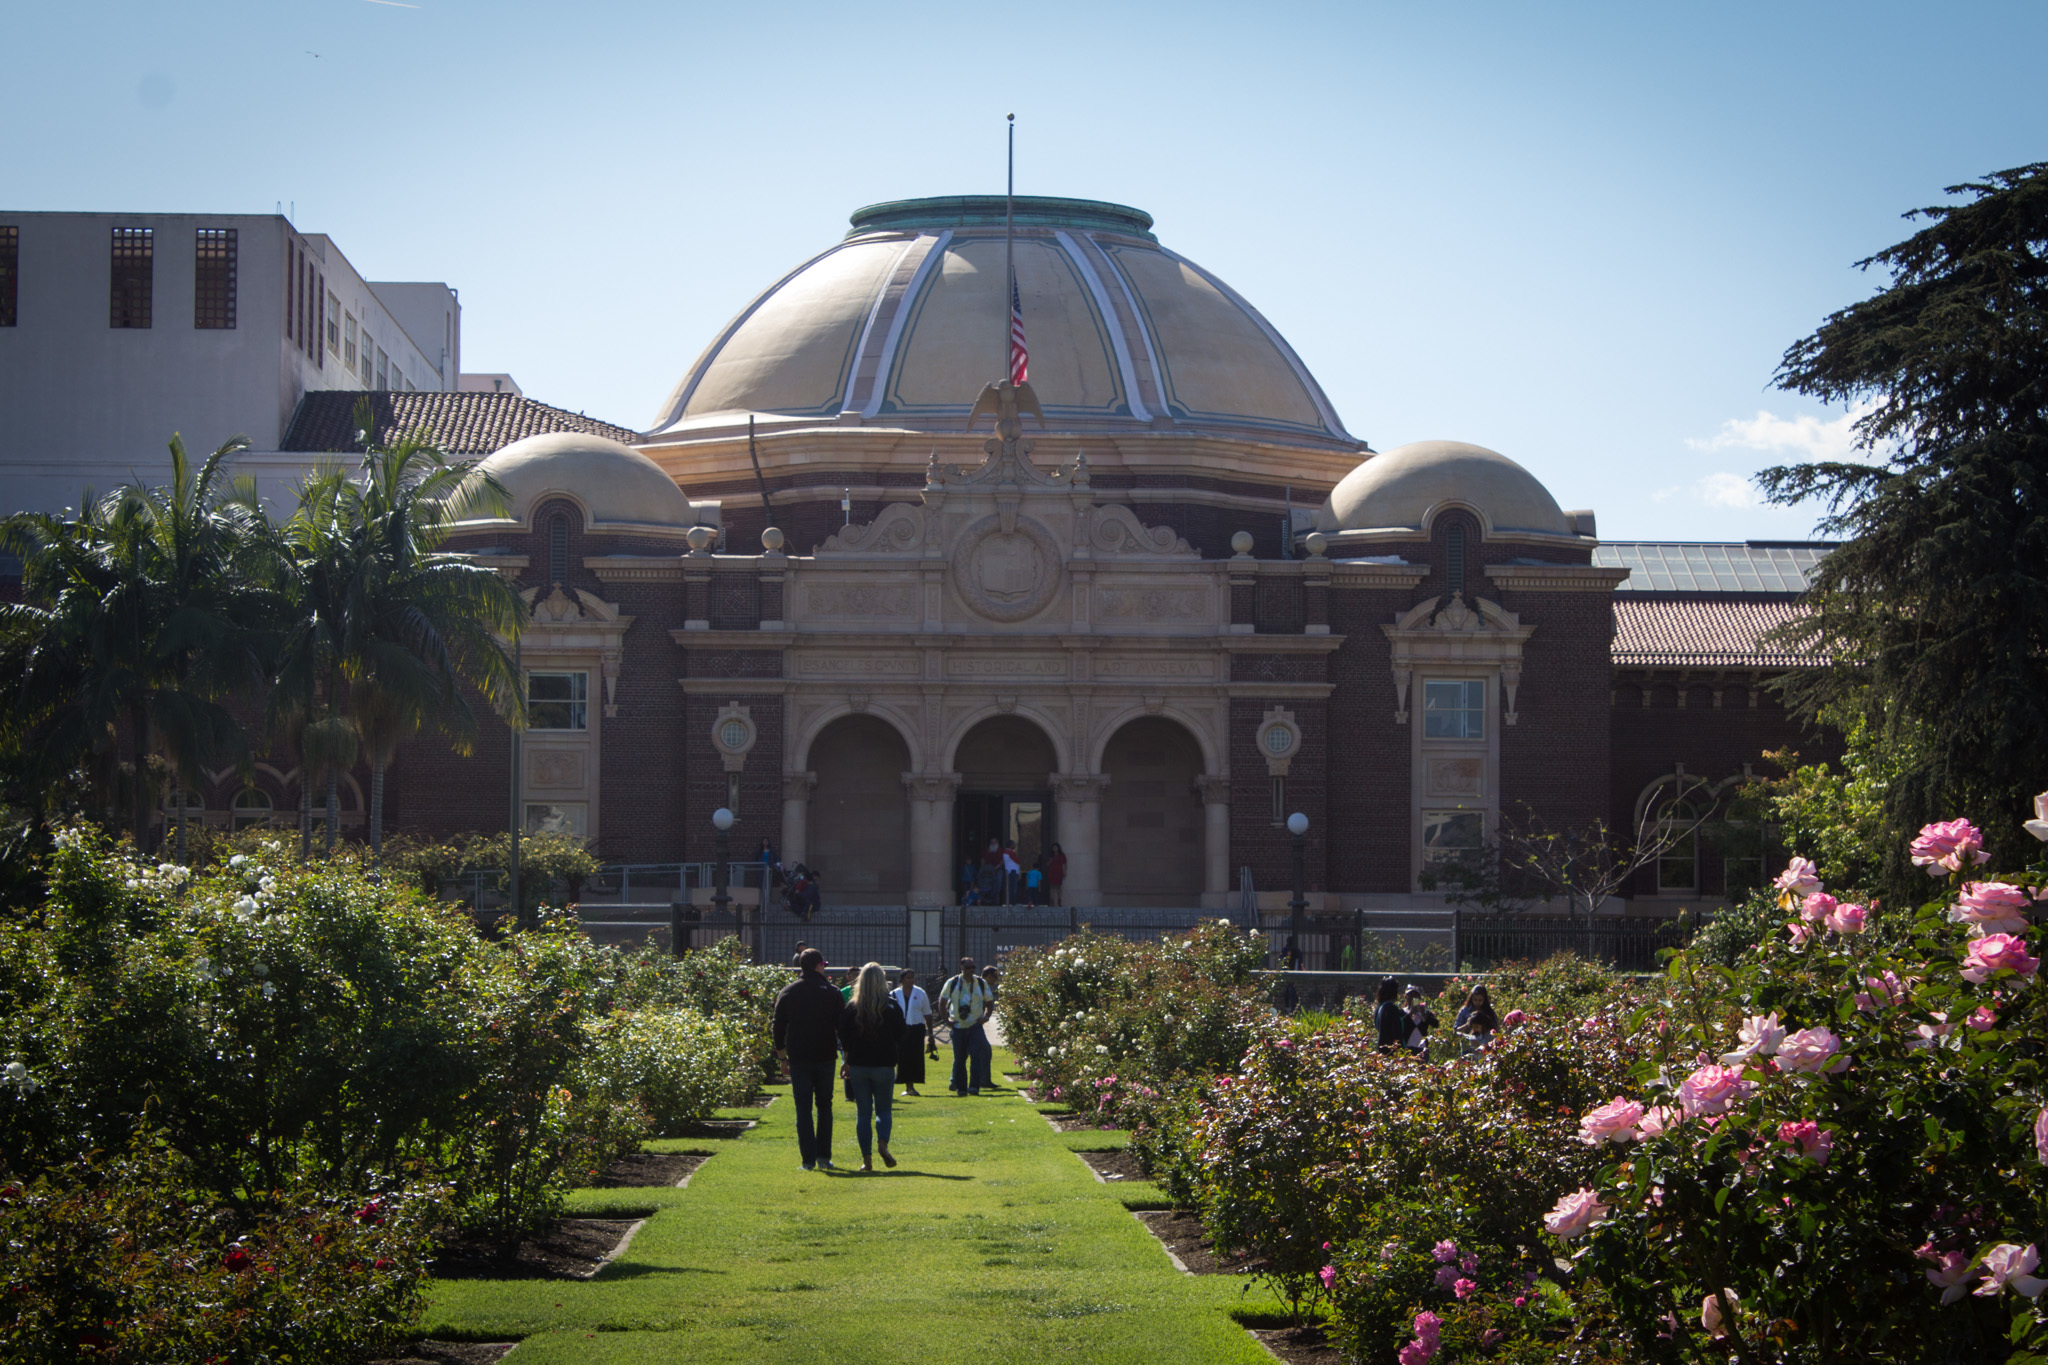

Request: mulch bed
left=430, top=1217, right=643, bottom=1281
left=672, top=1118, right=756, bottom=1139
left=1045, top=1111, right=1120, bottom=1132
left=1134, top=1210, right=1259, bottom=1277
left=590, top=1149, right=709, bottom=1188
left=369, top=1343, right=517, bottom=1365
left=1250, top=1325, right=1346, bottom=1365
left=1076, top=1149, right=1147, bottom=1183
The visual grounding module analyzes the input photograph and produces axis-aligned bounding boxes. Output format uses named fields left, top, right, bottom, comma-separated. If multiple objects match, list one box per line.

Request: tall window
left=1654, top=797, right=1700, bottom=893
left=193, top=228, right=237, bottom=328
left=549, top=515, right=570, bottom=587
left=359, top=329, right=374, bottom=382
left=343, top=314, right=357, bottom=370
left=1421, top=810, right=1485, bottom=865
left=1422, top=679, right=1486, bottom=740
left=231, top=788, right=274, bottom=831
left=375, top=346, right=388, bottom=390
left=0, top=226, right=16, bottom=327
left=1446, top=522, right=1466, bottom=598
left=527, top=672, right=588, bottom=731
left=110, top=227, right=153, bottom=328
left=325, top=292, right=340, bottom=353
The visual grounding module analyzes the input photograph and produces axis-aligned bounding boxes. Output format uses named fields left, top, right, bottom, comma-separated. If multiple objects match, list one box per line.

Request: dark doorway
left=953, top=716, right=1058, bottom=905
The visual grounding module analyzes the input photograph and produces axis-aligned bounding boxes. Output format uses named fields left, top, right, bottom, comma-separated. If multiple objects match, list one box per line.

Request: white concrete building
left=0, top=212, right=459, bottom=514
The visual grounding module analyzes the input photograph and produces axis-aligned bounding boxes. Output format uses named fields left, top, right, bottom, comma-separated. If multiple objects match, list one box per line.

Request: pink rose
left=1399, top=1311, right=1442, bottom=1365
left=1787, top=921, right=1813, bottom=950
left=1800, top=891, right=1837, bottom=924
left=1431, top=1238, right=1459, bottom=1263
left=1502, top=1009, right=1529, bottom=1028
left=1773, top=857, right=1821, bottom=897
left=1911, top=818, right=1989, bottom=875
left=1677, top=1063, right=1756, bottom=1116
left=1950, top=882, right=2031, bottom=936
left=1777, top=1026, right=1851, bottom=1075
left=1542, top=1188, right=1609, bottom=1239
left=2035, top=1106, right=2048, bottom=1166
left=1637, top=1104, right=1682, bottom=1137
left=1701, top=1289, right=1739, bottom=1338
left=1965, top=1005, right=1999, bottom=1031
left=1453, top=1278, right=1477, bottom=1300
left=1319, top=1264, right=1336, bottom=1291
left=1775, top=1119, right=1833, bottom=1165
left=1960, top=933, right=2041, bottom=984
left=1973, top=1243, right=2047, bottom=1299
left=1433, top=1264, right=1460, bottom=1291
left=1923, top=1246, right=1974, bottom=1303
left=1459, top=1253, right=1478, bottom=1275
left=1857, top=973, right=1906, bottom=1012
left=1578, top=1095, right=1646, bottom=1145
left=1826, top=901, right=1867, bottom=934
left=1721, top=1012, right=1784, bottom=1063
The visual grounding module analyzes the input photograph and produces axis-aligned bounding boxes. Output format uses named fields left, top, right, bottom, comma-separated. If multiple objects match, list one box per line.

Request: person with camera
left=939, top=956, right=995, bottom=1096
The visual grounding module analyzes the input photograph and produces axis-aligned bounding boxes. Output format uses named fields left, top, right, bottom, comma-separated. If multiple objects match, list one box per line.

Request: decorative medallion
left=951, top=514, right=1063, bottom=623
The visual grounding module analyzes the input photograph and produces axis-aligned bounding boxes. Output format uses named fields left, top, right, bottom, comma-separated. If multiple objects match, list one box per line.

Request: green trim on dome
left=848, top=196, right=1157, bottom=243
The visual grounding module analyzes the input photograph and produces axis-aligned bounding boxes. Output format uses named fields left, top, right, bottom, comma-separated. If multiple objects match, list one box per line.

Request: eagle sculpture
left=966, top=379, right=1045, bottom=445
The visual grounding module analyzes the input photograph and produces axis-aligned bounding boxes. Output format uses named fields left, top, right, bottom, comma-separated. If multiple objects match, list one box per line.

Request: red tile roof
left=281, top=391, right=638, bottom=456
left=1612, top=594, right=1823, bottom=667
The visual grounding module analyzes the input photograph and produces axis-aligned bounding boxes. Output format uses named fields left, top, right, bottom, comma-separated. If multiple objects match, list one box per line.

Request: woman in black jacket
left=1371, top=977, right=1405, bottom=1052
left=837, top=962, right=907, bottom=1172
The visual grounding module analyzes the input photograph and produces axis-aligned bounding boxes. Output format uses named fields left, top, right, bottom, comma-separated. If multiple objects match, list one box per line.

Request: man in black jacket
left=773, top=947, right=843, bottom=1170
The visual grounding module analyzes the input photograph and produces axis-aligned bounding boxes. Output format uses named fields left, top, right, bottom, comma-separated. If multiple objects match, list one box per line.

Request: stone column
left=1197, top=774, right=1233, bottom=902
left=780, top=772, right=816, bottom=866
left=903, top=773, right=959, bottom=909
left=1051, top=773, right=1111, bottom=907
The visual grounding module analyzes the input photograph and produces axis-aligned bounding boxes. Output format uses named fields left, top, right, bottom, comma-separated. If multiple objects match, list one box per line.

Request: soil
left=1134, top=1210, right=1259, bottom=1277
left=1045, top=1111, right=1120, bottom=1132
left=672, top=1118, right=756, bottom=1139
left=1075, top=1148, right=1148, bottom=1183
left=430, top=1218, right=643, bottom=1281
left=1250, top=1325, right=1347, bottom=1365
left=369, top=1344, right=517, bottom=1365
left=591, top=1150, right=710, bottom=1188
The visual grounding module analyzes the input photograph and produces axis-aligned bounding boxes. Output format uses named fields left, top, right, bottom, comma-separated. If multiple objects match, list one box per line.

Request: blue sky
left=9, top=1, right=2043, bottom=539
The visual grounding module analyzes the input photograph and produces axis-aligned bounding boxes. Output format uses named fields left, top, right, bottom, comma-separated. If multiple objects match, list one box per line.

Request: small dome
left=1315, top=440, right=1575, bottom=538
left=467, top=431, right=700, bottom=534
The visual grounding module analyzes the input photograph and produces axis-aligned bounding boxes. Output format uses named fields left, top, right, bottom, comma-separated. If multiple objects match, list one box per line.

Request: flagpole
left=1004, top=112, right=1015, bottom=383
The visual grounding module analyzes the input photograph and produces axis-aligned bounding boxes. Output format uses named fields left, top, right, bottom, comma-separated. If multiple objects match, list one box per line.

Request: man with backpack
left=939, top=956, right=996, bottom=1095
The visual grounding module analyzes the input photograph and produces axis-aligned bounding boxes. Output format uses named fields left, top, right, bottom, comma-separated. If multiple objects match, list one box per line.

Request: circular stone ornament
left=951, top=514, right=1064, bottom=623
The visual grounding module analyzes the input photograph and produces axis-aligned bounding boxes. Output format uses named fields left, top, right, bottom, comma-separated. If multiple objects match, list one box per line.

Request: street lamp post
left=1286, top=811, right=1309, bottom=969
left=711, top=806, right=741, bottom=954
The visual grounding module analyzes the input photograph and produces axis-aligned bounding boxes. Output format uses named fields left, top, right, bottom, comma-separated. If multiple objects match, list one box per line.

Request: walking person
left=892, top=968, right=938, bottom=1096
left=1371, top=976, right=1405, bottom=1053
left=837, top=962, right=906, bottom=1172
left=772, top=947, right=842, bottom=1171
left=1455, top=984, right=1501, bottom=1048
left=940, top=956, right=995, bottom=1095
left=1046, top=842, right=1067, bottom=907
left=1401, top=985, right=1439, bottom=1054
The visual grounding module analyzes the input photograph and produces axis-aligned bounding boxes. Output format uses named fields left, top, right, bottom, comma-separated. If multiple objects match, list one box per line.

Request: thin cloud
left=1651, top=471, right=1790, bottom=512
left=1685, top=405, right=1871, bottom=464
left=361, top=0, right=420, bottom=8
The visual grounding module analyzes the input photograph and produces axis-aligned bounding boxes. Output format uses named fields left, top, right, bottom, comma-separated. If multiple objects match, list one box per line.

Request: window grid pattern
left=0, top=226, right=16, bottom=326
left=1422, top=679, right=1486, bottom=740
left=1595, top=542, right=1832, bottom=593
left=548, top=516, right=569, bottom=587
left=1446, top=522, right=1466, bottom=598
left=527, top=672, right=588, bottom=731
left=193, top=228, right=237, bottom=328
left=110, top=227, right=153, bottom=328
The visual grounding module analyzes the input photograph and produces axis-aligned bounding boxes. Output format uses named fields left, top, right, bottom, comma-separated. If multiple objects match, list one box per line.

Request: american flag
left=1009, top=277, right=1028, bottom=385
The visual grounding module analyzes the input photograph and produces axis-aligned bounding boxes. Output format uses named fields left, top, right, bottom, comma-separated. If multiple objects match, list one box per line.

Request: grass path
left=422, top=1048, right=1281, bottom=1363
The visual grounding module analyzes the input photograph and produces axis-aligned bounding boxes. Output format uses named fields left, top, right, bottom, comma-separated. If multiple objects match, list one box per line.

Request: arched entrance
left=1100, top=717, right=1206, bottom=904
left=953, top=716, right=1058, bottom=897
left=806, top=715, right=910, bottom=901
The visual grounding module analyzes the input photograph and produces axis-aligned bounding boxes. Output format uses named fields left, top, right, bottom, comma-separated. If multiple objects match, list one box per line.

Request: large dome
left=650, top=195, right=1358, bottom=450
left=1316, top=440, right=1578, bottom=539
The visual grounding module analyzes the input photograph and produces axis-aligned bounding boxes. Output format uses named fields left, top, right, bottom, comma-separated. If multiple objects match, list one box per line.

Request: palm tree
left=272, top=411, right=524, bottom=857
left=0, top=435, right=273, bottom=852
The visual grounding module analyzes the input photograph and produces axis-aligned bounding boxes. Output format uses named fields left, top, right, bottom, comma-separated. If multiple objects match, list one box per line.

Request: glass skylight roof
left=1594, top=542, right=1833, bottom=593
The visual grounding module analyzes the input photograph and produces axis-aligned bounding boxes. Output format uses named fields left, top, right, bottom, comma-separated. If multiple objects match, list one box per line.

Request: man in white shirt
left=939, top=956, right=995, bottom=1095
left=1000, top=845, right=1021, bottom=906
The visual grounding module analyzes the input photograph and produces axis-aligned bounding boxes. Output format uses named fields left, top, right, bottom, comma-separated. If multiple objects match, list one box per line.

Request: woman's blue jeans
left=843, top=1064, right=895, bottom=1160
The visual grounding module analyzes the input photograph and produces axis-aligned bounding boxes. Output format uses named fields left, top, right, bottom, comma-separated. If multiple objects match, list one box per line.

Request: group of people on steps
left=769, top=951, right=1003, bottom=1172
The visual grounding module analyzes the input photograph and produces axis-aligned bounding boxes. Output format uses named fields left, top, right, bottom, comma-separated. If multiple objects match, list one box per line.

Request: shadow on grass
left=596, top=1263, right=730, bottom=1282
left=820, top=1169, right=975, bottom=1181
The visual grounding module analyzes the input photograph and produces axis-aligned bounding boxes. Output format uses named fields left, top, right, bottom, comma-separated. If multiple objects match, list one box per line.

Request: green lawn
left=423, top=1049, right=1281, bottom=1363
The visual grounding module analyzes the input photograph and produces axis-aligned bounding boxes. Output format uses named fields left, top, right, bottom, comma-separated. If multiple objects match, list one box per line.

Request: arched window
left=1653, top=797, right=1700, bottom=892
left=163, top=789, right=205, bottom=818
left=1446, top=522, right=1466, bottom=598
left=548, top=514, right=570, bottom=588
left=232, top=788, right=274, bottom=831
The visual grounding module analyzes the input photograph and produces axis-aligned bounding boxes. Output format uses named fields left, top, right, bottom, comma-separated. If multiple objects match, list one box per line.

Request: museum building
left=313, top=195, right=1825, bottom=912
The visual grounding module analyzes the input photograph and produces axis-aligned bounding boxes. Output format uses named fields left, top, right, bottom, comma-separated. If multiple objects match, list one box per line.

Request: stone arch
left=804, top=714, right=912, bottom=901
left=1098, top=716, right=1207, bottom=902
left=941, top=704, right=1069, bottom=775
left=792, top=700, right=923, bottom=774
left=1085, top=701, right=1223, bottom=775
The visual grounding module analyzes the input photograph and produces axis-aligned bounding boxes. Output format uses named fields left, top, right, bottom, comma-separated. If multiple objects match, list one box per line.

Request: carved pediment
left=1382, top=596, right=1535, bottom=726
left=816, top=502, right=927, bottom=554
left=1091, top=503, right=1193, bottom=556
left=521, top=585, right=633, bottom=629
